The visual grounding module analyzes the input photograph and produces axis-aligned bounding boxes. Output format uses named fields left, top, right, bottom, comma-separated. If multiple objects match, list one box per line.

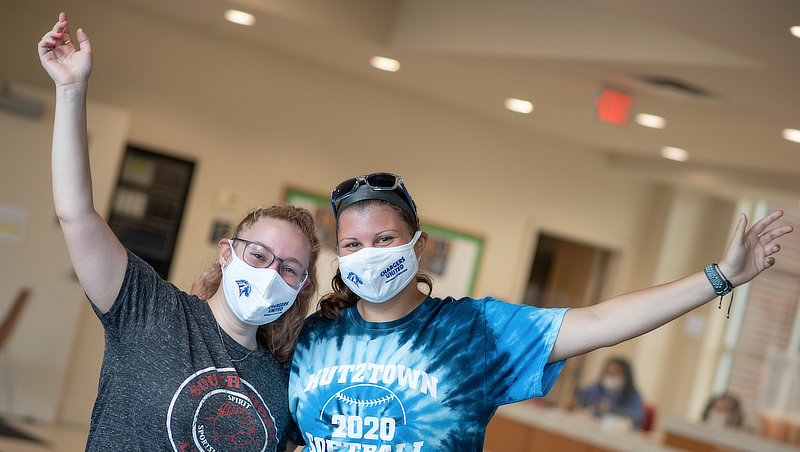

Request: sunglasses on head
left=330, top=172, right=417, bottom=219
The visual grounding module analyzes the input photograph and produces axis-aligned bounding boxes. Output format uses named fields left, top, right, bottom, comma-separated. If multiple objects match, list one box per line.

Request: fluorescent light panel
left=225, top=9, right=255, bottom=26
left=370, top=56, right=400, bottom=72
left=504, top=98, right=533, bottom=114
left=661, top=146, right=689, bottom=162
left=635, top=113, right=666, bottom=129
left=791, top=26, right=800, bottom=38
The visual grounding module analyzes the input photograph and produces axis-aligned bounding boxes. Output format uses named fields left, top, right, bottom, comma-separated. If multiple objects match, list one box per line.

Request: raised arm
left=39, top=13, right=127, bottom=313
left=549, top=210, right=793, bottom=363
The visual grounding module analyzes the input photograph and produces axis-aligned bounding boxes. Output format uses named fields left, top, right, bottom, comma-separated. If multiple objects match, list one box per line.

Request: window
left=713, top=203, right=800, bottom=431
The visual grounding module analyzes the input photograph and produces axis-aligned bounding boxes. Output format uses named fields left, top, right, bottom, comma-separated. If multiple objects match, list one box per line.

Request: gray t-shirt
left=86, top=250, right=294, bottom=452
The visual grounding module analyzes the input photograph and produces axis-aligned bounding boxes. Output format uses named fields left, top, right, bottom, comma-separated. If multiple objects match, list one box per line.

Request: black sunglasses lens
left=331, top=178, right=358, bottom=201
left=366, top=173, right=398, bottom=188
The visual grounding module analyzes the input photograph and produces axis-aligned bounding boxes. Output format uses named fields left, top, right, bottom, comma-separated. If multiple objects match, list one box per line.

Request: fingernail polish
left=57, top=31, right=62, bottom=34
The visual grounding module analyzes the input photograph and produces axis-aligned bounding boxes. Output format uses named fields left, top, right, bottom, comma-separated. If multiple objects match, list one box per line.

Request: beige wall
left=632, top=191, right=736, bottom=420
left=0, top=0, right=782, bottom=428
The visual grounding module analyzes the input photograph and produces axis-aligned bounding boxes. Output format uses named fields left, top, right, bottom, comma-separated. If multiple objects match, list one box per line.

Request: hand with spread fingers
left=718, top=211, right=793, bottom=288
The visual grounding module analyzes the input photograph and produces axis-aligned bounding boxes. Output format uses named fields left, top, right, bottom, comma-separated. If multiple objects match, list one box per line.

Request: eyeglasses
left=231, top=238, right=309, bottom=288
left=330, top=172, right=416, bottom=219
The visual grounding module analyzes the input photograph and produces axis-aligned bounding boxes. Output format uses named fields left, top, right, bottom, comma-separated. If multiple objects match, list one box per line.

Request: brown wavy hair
left=317, top=199, right=432, bottom=323
left=190, top=205, right=321, bottom=364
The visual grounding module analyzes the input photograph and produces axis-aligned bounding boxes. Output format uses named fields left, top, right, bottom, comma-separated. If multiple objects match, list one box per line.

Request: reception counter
left=661, top=415, right=800, bottom=452
left=484, top=402, right=683, bottom=452
left=484, top=403, right=800, bottom=452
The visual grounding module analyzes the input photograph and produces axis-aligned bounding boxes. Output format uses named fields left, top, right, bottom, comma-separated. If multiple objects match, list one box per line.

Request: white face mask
left=601, top=375, right=625, bottom=393
left=221, top=240, right=301, bottom=325
left=338, top=231, right=422, bottom=304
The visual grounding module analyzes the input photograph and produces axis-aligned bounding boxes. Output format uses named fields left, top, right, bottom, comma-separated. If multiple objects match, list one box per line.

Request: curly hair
left=316, top=198, right=432, bottom=323
left=190, top=205, right=321, bottom=364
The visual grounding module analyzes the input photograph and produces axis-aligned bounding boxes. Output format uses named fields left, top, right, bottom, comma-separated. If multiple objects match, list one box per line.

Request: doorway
left=524, top=233, right=615, bottom=408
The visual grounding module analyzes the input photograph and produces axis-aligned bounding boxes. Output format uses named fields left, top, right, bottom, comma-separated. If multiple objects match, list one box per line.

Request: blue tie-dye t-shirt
left=289, top=296, right=568, bottom=452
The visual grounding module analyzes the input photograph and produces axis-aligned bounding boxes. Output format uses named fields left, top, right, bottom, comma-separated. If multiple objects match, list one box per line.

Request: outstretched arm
left=549, top=210, right=793, bottom=363
left=39, top=13, right=127, bottom=313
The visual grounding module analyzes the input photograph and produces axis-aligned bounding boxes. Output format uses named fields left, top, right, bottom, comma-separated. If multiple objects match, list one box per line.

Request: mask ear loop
left=219, top=240, right=233, bottom=270
left=411, top=230, right=424, bottom=263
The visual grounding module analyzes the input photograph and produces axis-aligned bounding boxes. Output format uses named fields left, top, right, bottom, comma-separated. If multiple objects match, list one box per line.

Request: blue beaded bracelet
left=705, top=264, right=734, bottom=318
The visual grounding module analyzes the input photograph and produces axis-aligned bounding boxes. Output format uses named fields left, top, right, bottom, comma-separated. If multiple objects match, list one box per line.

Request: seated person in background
left=572, top=357, right=645, bottom=429
left=703, top=393, right=743, bottom=429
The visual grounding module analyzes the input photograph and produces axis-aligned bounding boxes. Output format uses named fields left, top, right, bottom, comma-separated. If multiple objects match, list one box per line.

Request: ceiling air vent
left=636, top=76, right=717, bottom=103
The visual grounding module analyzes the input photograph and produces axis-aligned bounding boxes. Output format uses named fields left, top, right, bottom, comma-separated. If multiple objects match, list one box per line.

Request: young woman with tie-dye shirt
left=289, top=172, right=791, bottom=452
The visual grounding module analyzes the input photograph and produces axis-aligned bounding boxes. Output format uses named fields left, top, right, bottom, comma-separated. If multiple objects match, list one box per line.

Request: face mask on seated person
left=601, top=375, right=624, bottom=394
left=222, top=241, right=301, bottom=325
left=338, top=231, right=422, bottom=304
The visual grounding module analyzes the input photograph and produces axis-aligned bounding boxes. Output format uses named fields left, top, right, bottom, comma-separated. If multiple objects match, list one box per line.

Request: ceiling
left=5, top=0, right=800, bottom=202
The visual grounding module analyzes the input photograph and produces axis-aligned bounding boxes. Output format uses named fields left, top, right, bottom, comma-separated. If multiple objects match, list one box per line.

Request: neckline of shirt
left=199, top=299, right=266, bottom=362
left=347, top=296, right=436, bottom=332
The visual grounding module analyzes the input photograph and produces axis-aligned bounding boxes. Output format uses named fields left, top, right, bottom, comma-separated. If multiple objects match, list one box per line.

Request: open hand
left=721, top=210, right=793, bottom=287
left=38, top=12, right=92, bottom=88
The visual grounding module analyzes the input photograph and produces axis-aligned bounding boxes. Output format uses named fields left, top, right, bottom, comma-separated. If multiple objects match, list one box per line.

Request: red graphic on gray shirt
left=168, top=367, right=276, bottom=452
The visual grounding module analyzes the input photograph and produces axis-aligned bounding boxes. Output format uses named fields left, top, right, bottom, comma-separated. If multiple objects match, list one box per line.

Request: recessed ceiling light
left=791, top=26, right=800, bottom=38
left=225, top=9, right=255, bottom=26
left=661, top=146, right=689, bottom=162
left=635, top=113, right=666, bottom=129
left=370, top=56, right=400, bottom=72
left=504, top=98, right=533, bottom=114
left=782, top=128, right=800, bottom=143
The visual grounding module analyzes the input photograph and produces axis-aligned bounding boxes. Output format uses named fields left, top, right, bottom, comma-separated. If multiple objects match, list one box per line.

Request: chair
left=0, top=288, right=29, bottom=413
left=0, top=288, right=28, bottom=348
left=642, top=403, right=657, bottom=432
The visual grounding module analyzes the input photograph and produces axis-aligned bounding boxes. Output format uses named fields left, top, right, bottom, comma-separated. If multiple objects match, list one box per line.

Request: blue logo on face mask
left=235, top=279, right=252, bottom=297
left=346, top=272, right=363, bottom=287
